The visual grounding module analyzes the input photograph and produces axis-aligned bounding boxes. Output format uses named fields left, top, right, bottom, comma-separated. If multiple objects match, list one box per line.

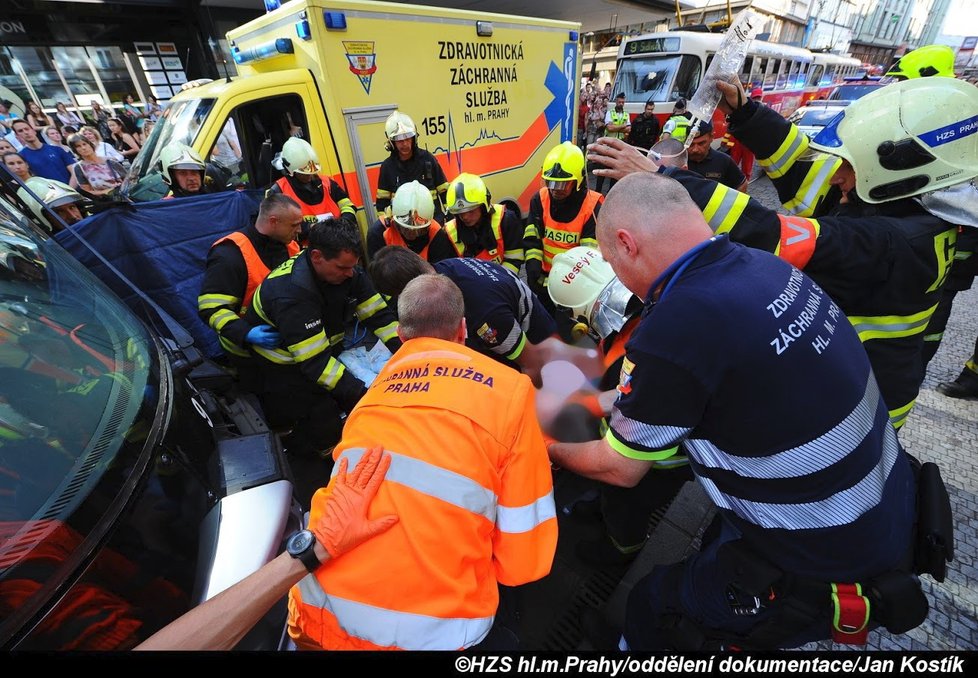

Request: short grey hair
left=397, top=274, right=464, bottom=341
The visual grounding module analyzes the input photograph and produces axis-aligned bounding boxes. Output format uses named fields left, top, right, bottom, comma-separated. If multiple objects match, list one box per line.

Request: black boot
left=936, top=374, right=978, bottom=400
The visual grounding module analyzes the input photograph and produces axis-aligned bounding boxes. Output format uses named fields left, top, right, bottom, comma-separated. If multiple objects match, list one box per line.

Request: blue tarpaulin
left=54, top=190, right=263, bottom=358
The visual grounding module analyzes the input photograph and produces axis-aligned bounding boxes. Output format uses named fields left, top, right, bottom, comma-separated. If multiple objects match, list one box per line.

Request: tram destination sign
left=625, top=37, right=681, bottom=56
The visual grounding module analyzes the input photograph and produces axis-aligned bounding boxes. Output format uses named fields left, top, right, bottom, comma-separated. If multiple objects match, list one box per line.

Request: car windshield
left=792, top=107, right=846, bottom=127
left=0, top=196, right=159, bottom=634
left=614, top=54, right=701, bottom=103
left=122, top=97, right=215, bottom=201
left=830, top=84, right=881, bottom=100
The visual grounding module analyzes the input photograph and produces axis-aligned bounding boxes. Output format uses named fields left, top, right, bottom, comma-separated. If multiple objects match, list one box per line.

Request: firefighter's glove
left=246, top=324, right=281, bottom=349
left=312, top=446, right=399, bottom=559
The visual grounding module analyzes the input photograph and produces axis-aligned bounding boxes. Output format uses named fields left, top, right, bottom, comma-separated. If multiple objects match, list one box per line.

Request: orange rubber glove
left=311, top=446, right=399, bottom=559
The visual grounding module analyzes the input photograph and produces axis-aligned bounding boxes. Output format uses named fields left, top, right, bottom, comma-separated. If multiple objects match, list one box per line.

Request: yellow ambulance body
left=126, top=0, right=581, bottom=229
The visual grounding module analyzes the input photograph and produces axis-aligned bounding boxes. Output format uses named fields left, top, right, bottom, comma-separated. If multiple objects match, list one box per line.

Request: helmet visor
left=390, top=131, right=416, bottom=142
left=394, top=211, right=431, bottom=230
left=294, top=159, right=321, bottom=175
left=590, top=279, right=633, bottom=339
left=545, top=179, right=573, bottom=191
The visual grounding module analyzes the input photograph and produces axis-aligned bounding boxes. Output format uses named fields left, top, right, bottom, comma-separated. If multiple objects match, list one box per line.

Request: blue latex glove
left=245, top=324, right=281, bottom=349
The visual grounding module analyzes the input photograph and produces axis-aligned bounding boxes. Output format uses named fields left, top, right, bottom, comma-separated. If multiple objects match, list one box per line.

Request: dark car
left=828, top=76, right=884, bottom=101
left=0, top=183, right=301, bottom=650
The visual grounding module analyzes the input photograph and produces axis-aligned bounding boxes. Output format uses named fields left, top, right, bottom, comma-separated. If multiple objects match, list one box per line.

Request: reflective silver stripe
left=786, top=158, right=838, bottom=216
left=516, top=280, right=533, bottom=332
left=356, top=295, right=385, bottom=319
left=494, top=322, right=524, bottom=356
left=373, top=320, right=398, bottom=343
left=762, top=129, right=807, bottom=177
left=608, top=410, right=691, bottom=451
left=850, top=314, right=932, bottom=338
left=316, top=358, right=345, bottom=388
left=705, top=186, right=745, bottom=233
left=698, top=423, right=900, bottom=530
left=336, top=447, right=496, bottom=522
left=290, top=334, right=330, bottom=361
left=296, top=576, right=492, bottom=650
left=496, top=491, right=557, bottom=534
left=198, top=293, right=240, bottom=310
left=253, top=346, right=294, bottom=364
left=686, top=376, right=879, bottom=479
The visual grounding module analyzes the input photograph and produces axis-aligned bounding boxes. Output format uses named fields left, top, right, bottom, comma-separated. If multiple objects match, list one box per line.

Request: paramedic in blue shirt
left=548, top=172, right=916, bottom=650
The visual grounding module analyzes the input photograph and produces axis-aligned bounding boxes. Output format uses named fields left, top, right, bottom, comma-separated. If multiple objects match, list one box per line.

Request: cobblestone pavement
left=750, top=175, right=978, bottom=651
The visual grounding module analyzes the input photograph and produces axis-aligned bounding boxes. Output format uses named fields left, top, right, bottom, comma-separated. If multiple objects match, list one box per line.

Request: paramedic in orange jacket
left=287, top=273, right=557, bottom=651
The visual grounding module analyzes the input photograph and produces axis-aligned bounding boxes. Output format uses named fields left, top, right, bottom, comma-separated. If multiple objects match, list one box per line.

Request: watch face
left=289, top=530, right=314, bottom=554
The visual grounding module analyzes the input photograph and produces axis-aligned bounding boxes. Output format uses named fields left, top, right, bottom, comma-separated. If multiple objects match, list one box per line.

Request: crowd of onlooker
left=0, top=95, right=165, bottom=201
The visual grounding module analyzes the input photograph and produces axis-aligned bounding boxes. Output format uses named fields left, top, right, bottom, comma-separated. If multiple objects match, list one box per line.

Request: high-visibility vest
left=445, top=205, right=506, bottom=265
left=539, top=188, right=603, bottom=272
left=383, top=221, right=443, bottom=261
left=287, top=337, right=557, bottom=650
left=210, top=231, right=299, bottom=317
left=666, top=115, right=691, bottom=143
left=608, top=109, right=629, bottom=139
left=276, top=176, right=342, bottom=221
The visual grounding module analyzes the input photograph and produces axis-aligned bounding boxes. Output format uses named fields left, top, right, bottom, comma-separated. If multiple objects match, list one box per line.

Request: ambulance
left=123, top=0, right=581, bottom=229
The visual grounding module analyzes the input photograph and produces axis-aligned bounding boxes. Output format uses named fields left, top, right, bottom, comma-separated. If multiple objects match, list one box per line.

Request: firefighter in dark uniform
left=548, top=247, right=692, bottom=565
left=197, top=193, right=302, bottom=383
left=443, top=172, right=525, bottom=275
left=523, top=142, right=602, bottom=312
left=246, top=220, right=400, bottom=503
left=365, top=180, right=456, bottom=262
left=368, top=245, right=556, bottom=384
left=159, top=143, right=214, bottom=199
left=375, top=111, right=450, bottom=222
left=268, top=137, right=357, bottom=243
left=588, top=76, right=978, bottom=431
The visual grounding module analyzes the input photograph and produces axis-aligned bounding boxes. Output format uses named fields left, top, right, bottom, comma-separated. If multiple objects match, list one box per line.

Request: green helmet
left=446, top=173, right=491, bottom=214
left=17, top=178, right=85, bottom=231
left=542, top=142, right=585, bottom=191
left=810, top=77, right=978, bottom=203
left=160, top=142, right=205, bottom=185
left=391, top=181, right=434, bottom=230
left=885, top=44, right=955, bottom=81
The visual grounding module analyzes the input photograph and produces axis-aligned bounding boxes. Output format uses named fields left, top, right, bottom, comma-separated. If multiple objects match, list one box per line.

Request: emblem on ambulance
left=343, top=41, right=378, bottom=94
left=477, top=322, right=499, bottom=345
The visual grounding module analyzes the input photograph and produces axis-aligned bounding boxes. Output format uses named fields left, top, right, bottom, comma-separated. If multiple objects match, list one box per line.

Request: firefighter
left=159, top=142, right=212, bottom=198
left=268, top=137, right=357, bottom=238
left=523, top=142, right=602, bottom=307
left=587, top=76, right=978, bottom=430
left=365, top=180, right=456, bottom=262
left=197, top=193, right=302, bottom=366
left=288, top=274, right=556, bottom=650
left=443, top=172, right=525, bottom=275
left=368, top=245, right=556, bottom=384
left=375, top=111, right=449, bottom=221
left=17, top=177, right=87, bottom=232
left=549, top=173, right=934, bottom=650
left=548, top=247, right=692, bottom=566
left=245, top=219, right=400, bottom=503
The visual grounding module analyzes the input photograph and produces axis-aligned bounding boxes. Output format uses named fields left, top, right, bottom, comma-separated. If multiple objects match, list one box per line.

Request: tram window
left=775, top=60, right=789, bottom=89
left=789, top=60, right=802, bottom=88
left=825, top=64, right=837, bottom=84
left=808, top=64, right=824, bottom=87
left=749, top=57, right=763, bottom=90
left=740, top=56, right=754, bottom=85
left=673, top=54, right=702, bottom=99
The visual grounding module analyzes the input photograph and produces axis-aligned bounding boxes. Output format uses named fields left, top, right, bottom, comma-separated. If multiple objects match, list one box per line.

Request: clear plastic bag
left=685, top=9, right=762, bottom=146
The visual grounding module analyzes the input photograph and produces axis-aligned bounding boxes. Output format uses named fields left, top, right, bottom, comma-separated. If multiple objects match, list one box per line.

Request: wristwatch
left=286, top=529, right=321, bottom=572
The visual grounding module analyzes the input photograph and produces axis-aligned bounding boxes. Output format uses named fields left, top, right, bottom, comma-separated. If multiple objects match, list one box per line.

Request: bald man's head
left=598, top=172, right=714, bottom=296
